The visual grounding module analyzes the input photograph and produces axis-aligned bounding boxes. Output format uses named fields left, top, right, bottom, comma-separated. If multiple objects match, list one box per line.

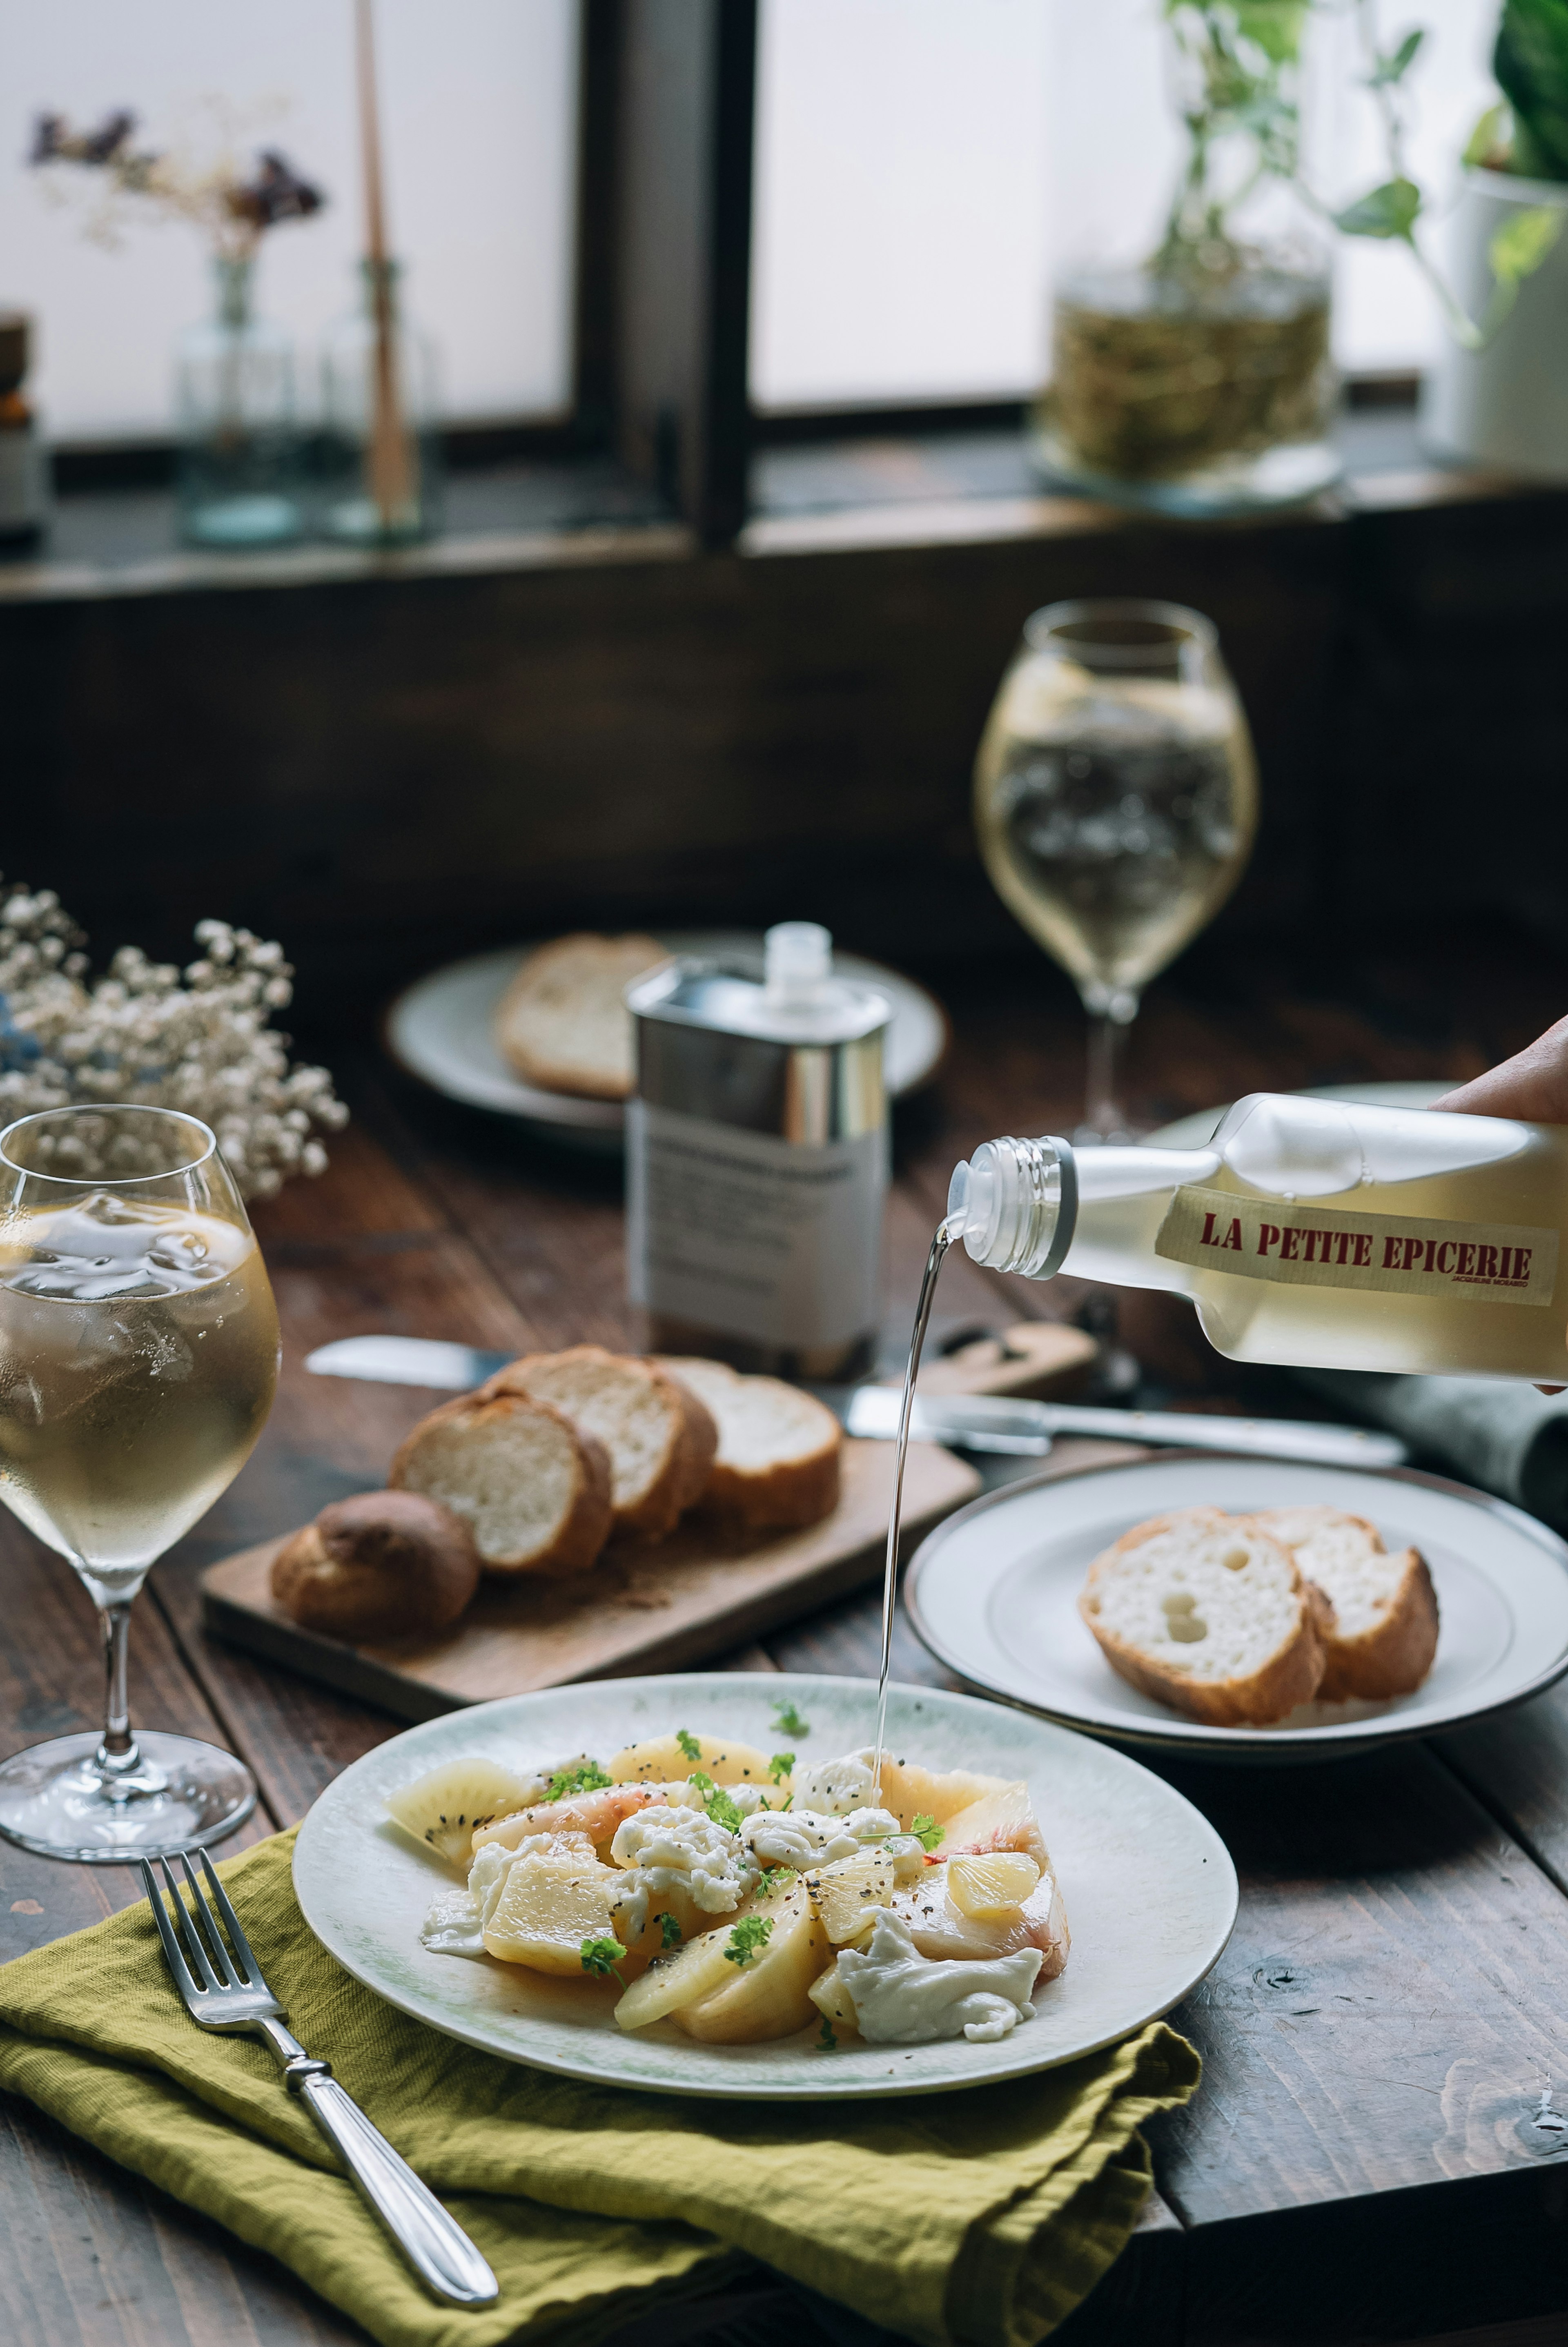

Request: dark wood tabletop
left=7, top=944, right=1568, bottom=2347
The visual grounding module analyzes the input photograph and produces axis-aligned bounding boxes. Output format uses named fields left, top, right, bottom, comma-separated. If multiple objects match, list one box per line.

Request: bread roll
left=271, top=1492, right=482, bottom=1641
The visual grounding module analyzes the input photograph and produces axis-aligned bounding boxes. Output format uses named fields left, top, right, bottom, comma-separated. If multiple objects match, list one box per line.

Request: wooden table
left=8, top=952, right=1568, bottom=2347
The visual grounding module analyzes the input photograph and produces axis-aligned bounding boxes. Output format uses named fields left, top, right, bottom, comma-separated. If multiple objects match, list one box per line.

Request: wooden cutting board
left=200, top=1438, right=980, bottom=1723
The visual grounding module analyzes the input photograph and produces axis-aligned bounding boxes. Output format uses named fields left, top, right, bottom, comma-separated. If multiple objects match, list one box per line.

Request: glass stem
left=97, top=1602, right=139, bottom=1775
left=1081, top=986, right=1140, bottom=1142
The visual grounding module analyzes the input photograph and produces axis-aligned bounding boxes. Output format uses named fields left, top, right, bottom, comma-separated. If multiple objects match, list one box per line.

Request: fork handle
left=285, top=2059, right=498, bottom=2307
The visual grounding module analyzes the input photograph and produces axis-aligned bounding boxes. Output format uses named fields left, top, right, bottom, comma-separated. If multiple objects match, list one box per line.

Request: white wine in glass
left=0, top=1105, right=279, bottom=1861
left=974, top=598, right=1258, bottom=1140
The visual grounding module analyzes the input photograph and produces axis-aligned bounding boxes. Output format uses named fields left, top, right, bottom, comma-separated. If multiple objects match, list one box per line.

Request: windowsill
left=0, top=404, right=1544, bottom=606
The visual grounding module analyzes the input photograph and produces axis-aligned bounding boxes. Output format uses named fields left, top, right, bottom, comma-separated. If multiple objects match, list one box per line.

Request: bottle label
left=626, top=1099, right=885, bottom=1347
left=1156, top=1184, right=1558, bottom=1307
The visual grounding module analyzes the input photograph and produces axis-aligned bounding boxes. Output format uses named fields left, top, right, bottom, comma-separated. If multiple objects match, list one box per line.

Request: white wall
left=751, top=0, right=1499, bottom=411
left=0, top=0, right=579, bottom=441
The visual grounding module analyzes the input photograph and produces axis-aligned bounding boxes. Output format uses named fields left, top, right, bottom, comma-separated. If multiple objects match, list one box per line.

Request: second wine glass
left=974, top=598, right=1258, bottom=1141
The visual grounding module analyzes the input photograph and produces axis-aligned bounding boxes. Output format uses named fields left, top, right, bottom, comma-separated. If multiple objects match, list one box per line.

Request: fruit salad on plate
left=386, top=1726, right=1069, bottom=2050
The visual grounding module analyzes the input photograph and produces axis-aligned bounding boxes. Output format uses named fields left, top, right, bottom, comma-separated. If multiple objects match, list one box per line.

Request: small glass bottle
left=318, top=260, right=441, bottom=546
left=0, top=314, right=49, bottom=552
left=948, top=1091, right=1568, bottom=1383
left=175, top=256, right=305, bottom=549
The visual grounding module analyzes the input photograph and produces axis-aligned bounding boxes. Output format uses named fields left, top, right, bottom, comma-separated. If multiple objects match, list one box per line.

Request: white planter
left=1422, top=165, right=1568, bottom=478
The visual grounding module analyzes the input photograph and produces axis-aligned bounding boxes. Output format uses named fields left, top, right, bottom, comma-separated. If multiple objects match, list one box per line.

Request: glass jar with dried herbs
left=1036, top=2, right=1340, bottom=515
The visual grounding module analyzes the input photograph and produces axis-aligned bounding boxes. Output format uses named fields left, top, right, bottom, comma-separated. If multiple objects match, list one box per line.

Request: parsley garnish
left=580, top=1935, right=627, bottom=1983
left=911, top=1813, right=944, bottom=1854
left=659, top=1912, right=683, bottom=1951
left=725, top=1915, right=774, bottom=1967
left=683, top=1768, right=742, bottom=1833
left=547, top=1761, right=612, bottom=1802
left=768, top=1751, right=794, bottom=1784
left=675, top=1728, right=702, bottom=1763
left=816, top=2016, right=838, bottom=2051
left=757, top=1866, right=795, bottom=1898
left=771, top=1700, right=810, bottom=1739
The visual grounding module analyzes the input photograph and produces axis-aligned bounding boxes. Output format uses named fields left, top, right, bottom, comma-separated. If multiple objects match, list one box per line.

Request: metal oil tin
left=625, top=924, right=891, bottom=1378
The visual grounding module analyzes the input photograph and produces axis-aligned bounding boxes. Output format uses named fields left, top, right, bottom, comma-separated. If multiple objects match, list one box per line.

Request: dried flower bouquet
left=0, top=884, right=346, bottom=1200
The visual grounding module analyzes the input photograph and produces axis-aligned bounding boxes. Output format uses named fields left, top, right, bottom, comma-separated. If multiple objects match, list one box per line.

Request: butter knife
left=304, top=1335, right=1407, bottom=1468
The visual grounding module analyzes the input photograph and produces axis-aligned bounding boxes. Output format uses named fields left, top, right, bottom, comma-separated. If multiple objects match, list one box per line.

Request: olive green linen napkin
left=0, top=1829, right=1198, bottom=2347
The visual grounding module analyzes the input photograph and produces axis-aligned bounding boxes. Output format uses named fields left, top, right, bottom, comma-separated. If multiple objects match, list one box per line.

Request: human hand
left=1435, top=1017, right=1568, bottom=1389
left=1433, top=1015, right=1568, bottom=1123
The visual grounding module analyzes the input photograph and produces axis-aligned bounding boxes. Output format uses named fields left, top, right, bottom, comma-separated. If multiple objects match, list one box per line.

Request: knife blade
left=839, top=1386, right=1408, bottom=1469
left=303, top=1332, right=1408, bottom=1470
left=304, top=1335, right=514, bottom=1389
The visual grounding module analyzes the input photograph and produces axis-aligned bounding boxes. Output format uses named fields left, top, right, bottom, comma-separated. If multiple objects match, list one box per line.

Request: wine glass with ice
left=973, top=598, right=1258, bottom=1141
left=0, top=1105, right=279, bottom=1861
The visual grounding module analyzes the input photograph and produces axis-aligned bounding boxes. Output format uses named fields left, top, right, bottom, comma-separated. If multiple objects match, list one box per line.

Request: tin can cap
left=764, top=922, right=831, bottom=1008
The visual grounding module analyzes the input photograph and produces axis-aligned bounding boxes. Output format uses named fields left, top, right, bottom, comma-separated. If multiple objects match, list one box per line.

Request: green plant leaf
left=1464, top=100, right=1512, bottom=167
left=1495, top=0, right=1568, bottom=182
left=1489, top=200, right=1566, bottom=280
left=1368, top=28, right=1424, bottom=86
left=1333, top=177, right=1422, bottom=238
left=1234, top=2, right=1310, bottom=65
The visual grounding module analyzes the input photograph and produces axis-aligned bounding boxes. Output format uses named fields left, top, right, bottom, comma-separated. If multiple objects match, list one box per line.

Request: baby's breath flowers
left=0, top=881, right=346, bottom=1200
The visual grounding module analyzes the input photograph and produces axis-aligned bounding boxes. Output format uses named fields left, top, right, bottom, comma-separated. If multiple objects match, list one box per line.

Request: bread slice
left=1079, top=1506, right=1330, bottom=1726
left=655, top=1357, right=842, bottom=1530
left=483, top=1346, right=717, bottom=1539
left=1250, top=1504, right=1439, bottom=1701
left=389, top=1392, right=612, bottom=1576
left=492, top=933, right=668, bottom=1100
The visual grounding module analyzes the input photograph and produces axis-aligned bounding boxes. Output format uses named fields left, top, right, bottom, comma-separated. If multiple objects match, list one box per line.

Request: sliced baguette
left=1250, top=1504, right=1439, bottom=1701
left=389, top=1392, right=612, bottom=1577
left=492, top=933, right=668, bottom=1100
left=655, top=1356, right=842, bottom=1530
left=1079, top=1505, right=1330, bottom=1726
left=483, top=1345, right=717, bottom=1539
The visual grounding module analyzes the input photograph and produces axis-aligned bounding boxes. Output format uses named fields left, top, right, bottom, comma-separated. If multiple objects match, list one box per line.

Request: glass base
left=0, top=1731, right=256, bottom=1863
left=181, top=494, right=304, bottom=548
left=1031, top=421, right=1342, bottom=517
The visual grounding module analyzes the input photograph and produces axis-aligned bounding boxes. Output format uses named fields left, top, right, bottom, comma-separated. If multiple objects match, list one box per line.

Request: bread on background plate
left=655, top=1356, right=842, bottom=1530
left=483, top=1345, right=717, bottom=1540
left=492, top=933, right=668, bottom=1100
left=1079, top=1505, right=1332, bottom=1726
left=390, top=1390, right=613, bottom=1576
left=1250, top=1504, right=1439, bottom=1701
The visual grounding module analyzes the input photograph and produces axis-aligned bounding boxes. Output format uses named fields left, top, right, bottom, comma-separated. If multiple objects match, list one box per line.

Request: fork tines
left=139, top=1848, right=262, bottom=2002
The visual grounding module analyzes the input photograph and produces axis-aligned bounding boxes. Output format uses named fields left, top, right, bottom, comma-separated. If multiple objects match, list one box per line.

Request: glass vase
left=1033, top=7, right=1341, bottom=523
left=176, top=257, right=305, bottom=549
left=318, top=260, right=442, bottom=546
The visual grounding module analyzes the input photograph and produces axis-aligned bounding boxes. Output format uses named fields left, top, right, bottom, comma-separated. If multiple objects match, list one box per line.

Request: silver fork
left=139, top=1849, right=498, bottom=2308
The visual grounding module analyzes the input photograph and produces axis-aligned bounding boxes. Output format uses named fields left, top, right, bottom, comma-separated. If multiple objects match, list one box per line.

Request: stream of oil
left=871, top=1212, right=960, bottom=1795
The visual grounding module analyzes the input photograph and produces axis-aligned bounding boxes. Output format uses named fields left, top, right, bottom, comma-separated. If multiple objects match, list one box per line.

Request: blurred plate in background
left=384, top=932, right=949, bottom=1151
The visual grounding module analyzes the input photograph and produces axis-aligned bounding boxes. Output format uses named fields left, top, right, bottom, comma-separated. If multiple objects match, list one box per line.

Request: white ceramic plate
left=292, top=1672, right=1236, bottom=2100
left=906, top=1453, right=1568, bottom=1761
left=1144, top=1078, right=1459, bottom=1152
left=383, top=934, right=949, bottom=1150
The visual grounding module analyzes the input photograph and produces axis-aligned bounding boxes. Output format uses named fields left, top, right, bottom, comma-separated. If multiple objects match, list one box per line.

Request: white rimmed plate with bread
left=383, top=932, right=948, bottom=1149
left=906, top=1451, right=1568, bottom=1761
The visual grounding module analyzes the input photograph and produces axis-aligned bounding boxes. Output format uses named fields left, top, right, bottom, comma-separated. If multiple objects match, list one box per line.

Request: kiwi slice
left=386, top=1758, right=541, bottom=1868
